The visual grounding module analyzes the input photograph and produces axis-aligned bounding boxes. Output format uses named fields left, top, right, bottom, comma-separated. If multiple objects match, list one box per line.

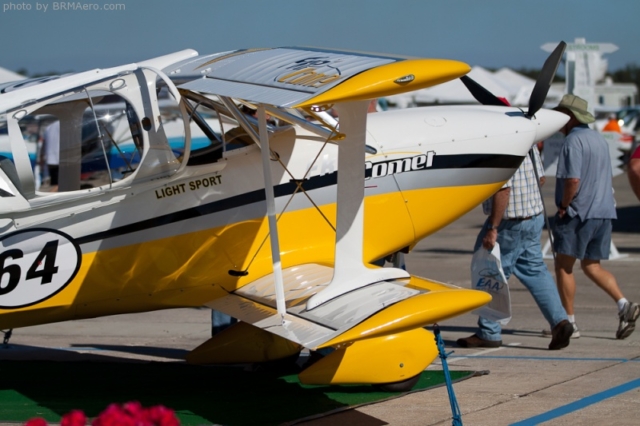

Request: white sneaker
left=571, top=322, right=580, bottom=338
left=542, top=322, right=580, bottom=338
left=616, top=302, right=640, bottom=339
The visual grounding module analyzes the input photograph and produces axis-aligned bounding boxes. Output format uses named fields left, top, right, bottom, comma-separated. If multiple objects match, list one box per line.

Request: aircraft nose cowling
left=532, top=108, right=569, bottom=142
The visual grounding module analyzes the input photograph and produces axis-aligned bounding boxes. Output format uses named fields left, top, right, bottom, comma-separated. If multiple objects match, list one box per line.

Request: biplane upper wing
left=166, top=47, right=470, bottom=108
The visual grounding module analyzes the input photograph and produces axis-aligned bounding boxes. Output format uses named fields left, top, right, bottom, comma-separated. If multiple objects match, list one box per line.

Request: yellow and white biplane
left=0, top=44, right=567, bottom=390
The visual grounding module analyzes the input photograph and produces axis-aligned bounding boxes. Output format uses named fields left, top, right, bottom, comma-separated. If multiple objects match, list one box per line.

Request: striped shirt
left=483, top=148, right=545, bottom=219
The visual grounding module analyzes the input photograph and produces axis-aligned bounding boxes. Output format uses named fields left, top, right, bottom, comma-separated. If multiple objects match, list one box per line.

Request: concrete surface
left=1, top=174, right=639, bottom=425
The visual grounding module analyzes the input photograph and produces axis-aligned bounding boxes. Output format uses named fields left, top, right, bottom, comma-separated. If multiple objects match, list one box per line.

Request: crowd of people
left=459, top=94, right=639, bottom=350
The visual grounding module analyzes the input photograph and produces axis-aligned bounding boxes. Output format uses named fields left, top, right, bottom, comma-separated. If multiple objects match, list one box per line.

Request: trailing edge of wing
left=171, top=47, right=470, bottom=108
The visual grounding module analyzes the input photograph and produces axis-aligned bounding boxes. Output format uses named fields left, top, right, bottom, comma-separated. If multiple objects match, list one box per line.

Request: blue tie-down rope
left=433, top=324, right=463, bottom=426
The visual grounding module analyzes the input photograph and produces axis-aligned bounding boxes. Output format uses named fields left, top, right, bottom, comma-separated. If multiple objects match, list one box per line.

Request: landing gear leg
left=2, top=329, right=13, bottom=348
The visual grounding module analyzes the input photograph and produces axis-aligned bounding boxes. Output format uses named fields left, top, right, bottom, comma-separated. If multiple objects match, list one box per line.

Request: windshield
left=178, top=90, right=288, bottom=166
left=7, top=91, right=144, bottom=193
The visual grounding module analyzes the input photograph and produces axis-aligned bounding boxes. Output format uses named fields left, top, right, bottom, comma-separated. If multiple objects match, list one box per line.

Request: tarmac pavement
left=1, top=175, right=639, bottom=425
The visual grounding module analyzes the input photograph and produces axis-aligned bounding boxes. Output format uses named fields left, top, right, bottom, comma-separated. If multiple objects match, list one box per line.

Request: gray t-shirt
left=555, top=125, right=617, bottom=220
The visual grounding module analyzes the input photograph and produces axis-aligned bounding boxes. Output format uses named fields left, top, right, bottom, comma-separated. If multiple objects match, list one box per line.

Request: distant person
left=367, top=99, right=379, bottom=113
left=552, top=94, right=639, bottom=340
left=602, top=113, right=621, bottom=133
left=42, top=120, right=60, bottom=191
left=628, top=145, right=640, bottom=201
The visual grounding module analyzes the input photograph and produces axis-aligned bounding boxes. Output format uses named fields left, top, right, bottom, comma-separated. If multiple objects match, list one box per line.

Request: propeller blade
left=526, top=41, right=566, bottom=118
left=460, top=75, right=506, bottom=106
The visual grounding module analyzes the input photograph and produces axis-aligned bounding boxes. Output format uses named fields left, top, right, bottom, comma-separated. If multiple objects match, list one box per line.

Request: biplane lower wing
left=188, top=264, right=490, bottom=363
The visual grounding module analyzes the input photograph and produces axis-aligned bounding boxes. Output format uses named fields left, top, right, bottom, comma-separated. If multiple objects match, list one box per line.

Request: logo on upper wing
left=0, top=228, right=81, bottom=309
left=276, top=56, right=343, bottom=88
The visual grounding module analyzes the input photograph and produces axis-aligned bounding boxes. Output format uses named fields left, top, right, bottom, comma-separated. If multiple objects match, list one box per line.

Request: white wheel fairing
left=0, top=228, right=81, bottom=309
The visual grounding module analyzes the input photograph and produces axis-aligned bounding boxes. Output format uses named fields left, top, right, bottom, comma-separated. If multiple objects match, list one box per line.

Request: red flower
left=92, top=403, right=136, bottom=426
left=24, top=401, right=179, bottom=426
left=122, top=401, right=144, bottom=419
left=91, top=402, right=180, bottom=426
left=61, top=410, right=87, bottom=426
left=146, top=405, right=180, bottom=426
left=24, top=418, right=48, bottom=426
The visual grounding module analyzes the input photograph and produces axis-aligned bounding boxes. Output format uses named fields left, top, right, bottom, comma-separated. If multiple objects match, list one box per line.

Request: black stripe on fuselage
left=432, top=153, right=523, bottom=169
left=75, top=153, right=521, bottom=245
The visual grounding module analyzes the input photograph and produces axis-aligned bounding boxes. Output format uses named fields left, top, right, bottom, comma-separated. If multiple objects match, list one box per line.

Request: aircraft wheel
left=373, top=374, right=420, bottom=392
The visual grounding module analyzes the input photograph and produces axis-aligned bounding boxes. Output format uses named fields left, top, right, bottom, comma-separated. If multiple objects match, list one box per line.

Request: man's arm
left=532, top=147, right=546, bottom=187
left=558, top=178, right=579, bottom=218
left=482, top=187, right=510, bottom=250
left=629, top=157, right=640, bottom=201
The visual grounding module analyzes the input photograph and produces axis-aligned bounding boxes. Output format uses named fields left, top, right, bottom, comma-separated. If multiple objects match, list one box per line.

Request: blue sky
left=1, top=0, right=638, bottom=76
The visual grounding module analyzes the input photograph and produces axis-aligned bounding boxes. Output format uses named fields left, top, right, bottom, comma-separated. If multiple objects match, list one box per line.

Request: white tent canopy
left=0, top=67, right=26, bottom=84
left=494, top=67, right=564, bottom=107
left=385, top=66, right=564, bottom=108
left=414, top=66, right=512, bottom=105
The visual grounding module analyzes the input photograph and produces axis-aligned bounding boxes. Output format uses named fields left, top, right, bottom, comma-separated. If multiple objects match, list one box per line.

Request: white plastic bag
left=470, top=243, right=511, bottom=324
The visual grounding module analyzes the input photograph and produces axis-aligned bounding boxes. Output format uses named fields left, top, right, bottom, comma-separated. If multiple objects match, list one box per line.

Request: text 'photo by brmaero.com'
left=3, top=1, right=125, bottom=13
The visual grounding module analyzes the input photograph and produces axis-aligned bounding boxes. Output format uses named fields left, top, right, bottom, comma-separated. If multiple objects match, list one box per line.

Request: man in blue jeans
left=457, top=144, right=573, bottom=351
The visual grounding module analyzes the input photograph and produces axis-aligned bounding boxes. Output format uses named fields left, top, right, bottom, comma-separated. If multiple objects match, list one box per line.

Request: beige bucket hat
left=553, top=94, right=595, bottom=124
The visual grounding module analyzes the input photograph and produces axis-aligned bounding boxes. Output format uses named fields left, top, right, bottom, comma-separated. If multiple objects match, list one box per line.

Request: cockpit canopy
left=0, top=61, right=326, bottom=211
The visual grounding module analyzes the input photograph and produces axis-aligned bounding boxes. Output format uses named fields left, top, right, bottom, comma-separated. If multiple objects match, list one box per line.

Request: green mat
left=0, top=360, right=473, bottom=425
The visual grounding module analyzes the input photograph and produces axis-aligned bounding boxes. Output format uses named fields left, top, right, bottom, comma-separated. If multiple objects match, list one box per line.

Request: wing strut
left=306, top=100, right=409, bottom=310
left=257, top=105, right=287, bottom=321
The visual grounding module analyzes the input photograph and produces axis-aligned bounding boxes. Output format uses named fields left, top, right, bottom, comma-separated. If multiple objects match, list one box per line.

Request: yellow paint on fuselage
left=0, top=180, right=503, bottom=329
left=402, top=181, right=506, bottom=243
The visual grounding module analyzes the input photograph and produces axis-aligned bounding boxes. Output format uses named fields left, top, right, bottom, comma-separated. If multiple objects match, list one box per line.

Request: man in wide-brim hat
left=552, top=94, right=639, bottom=340
left=553, top=94, right=596, bottom=125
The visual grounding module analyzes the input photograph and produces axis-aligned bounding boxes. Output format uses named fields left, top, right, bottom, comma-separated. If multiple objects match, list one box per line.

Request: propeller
left=460, top=75, right=507, bottom=107
left=461, top=41, right=567, bottom=116
left=526, top=41, right=566, bottom=117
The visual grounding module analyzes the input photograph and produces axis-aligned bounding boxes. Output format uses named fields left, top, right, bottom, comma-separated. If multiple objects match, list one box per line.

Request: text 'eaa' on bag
left=470, top=242, right=511, bottom=325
